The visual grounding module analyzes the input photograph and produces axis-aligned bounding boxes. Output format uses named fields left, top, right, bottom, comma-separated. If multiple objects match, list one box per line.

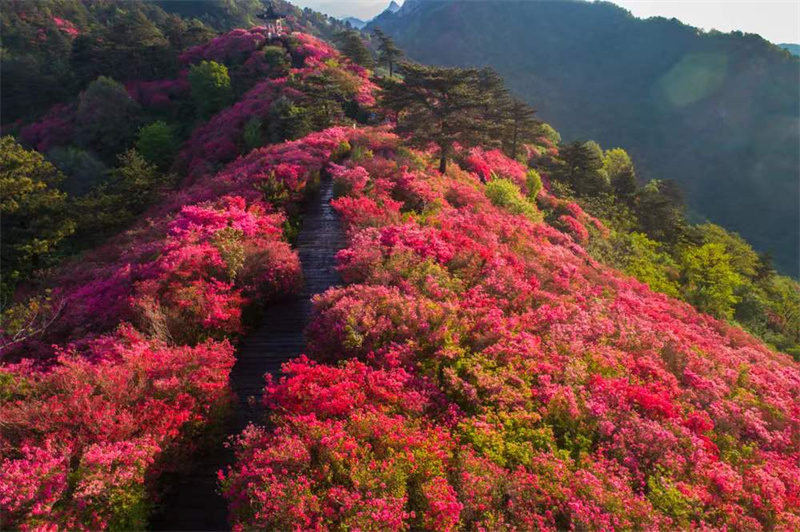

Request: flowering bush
left=224, top=126, right=800, bottom=531
left=19, top=104, right=75, bottom=152
left=1, top=327, right=234, bottom=530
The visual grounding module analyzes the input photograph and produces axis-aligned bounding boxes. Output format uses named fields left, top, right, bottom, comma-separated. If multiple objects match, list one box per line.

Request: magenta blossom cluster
left=179, top=27, right=274, bottom=65
left=52, top=16, right=79, bottom=37
left=223, top=127, right=800, bottom=531
left=1, top=326, right=234, bottom=530
left=126, top=75, right=190, bottom=109
left=19, top=103, right=76, bottom=153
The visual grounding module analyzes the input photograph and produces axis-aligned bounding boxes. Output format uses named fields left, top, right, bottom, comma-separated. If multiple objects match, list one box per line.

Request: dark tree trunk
left=439, top=153, right=447, bottom=173
left=511, top=121, right=519, bottom=160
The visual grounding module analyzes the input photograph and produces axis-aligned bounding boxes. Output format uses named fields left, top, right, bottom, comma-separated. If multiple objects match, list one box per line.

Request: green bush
left=485, top=178, right=541, bottom=222
left=136, top=121, right=179, bottom=169
left=525, top=168, right=543, bottom=200
left=188, top=60, right=233, bottom=118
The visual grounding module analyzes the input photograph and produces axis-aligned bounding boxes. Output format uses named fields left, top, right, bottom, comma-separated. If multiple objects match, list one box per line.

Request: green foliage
left=45, top=146, right=108, bottom=196
left=554, top=141, right=609, bottom=197
left=255, top=173, right=290, bottom=208
left=75, top=76, right=143, bottom=161
left=536, top=122, right=561, bottom=144
left=267, top=97, right=312, bottom=143
left=188, top=60, right=233, bottom=118
left=0, top=137, right=75, bottom=298
left=372, top=27, right=404, bottom=77
left=526, top=169, right=543, bottom=201
left=501, top=98, right=540, bottom=160
left=262, top=45, right=290, bottom=74
left=287, top=68, right=361, bottom=130
left=693, top=223, right=760, bottom=279
left=680, top=243, right=743, bottom=319
left=136, top=121, right=179, bottom=170
left=485, top=178, right=541, bottom=222
left=634, top=180, right=686, bottom=246
left=73, top=150, right=170, bottom=241
left=381, top=63, right=509, bottom=172
left=333, top=29, right=374, bottom=68
left=647, top=472, right=701, bottom=526
left=604, top=147, right=637, bottom=201
left=243, top=117, right=266, bottom=151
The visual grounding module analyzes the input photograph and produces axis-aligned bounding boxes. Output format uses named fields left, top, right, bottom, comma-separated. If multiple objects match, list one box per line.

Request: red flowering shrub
left=126, top=76, right=190, bottom=109
left=463, top=146, right=527, bottom=188
left=224, top=126, right=800, bottom=531
left=19, top=103, right=75, bottom=152
left=0, top=327, right=234, bottom=530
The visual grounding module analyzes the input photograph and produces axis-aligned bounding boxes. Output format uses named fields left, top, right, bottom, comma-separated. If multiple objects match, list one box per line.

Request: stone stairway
left=150, top=174, right=345, bottom=531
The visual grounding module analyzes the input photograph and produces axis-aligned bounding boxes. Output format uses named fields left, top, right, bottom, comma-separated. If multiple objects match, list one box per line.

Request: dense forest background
left=369, top=0, right=800, bottom=275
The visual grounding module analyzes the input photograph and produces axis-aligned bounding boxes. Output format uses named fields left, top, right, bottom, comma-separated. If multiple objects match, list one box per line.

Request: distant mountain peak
left=386, top=1, right=402, bottom=13
left=342, top=16, right=366, bottom=29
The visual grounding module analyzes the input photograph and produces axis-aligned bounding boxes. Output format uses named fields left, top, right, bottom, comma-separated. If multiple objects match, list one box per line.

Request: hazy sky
left=291, top=0, right=800, bottom=44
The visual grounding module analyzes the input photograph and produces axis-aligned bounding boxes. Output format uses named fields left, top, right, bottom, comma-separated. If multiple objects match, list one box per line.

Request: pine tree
left=503, top=97, right=540, bottom=160
left=372, top=28, right=404, bottom=77
left=555, top=140, right=610, bottom=197
left=381, top=62, right=506, bottom=173
left=333, top=30, right=374, bottom=68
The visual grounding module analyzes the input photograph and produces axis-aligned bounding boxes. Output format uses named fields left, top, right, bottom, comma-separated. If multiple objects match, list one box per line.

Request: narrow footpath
left=151, top=174, right=346, bottom=531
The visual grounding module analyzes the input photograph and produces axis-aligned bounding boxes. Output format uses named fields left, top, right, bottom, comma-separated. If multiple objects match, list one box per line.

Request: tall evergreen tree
left=372, top=27, right=404, bottom=77
left=381, top=62, right=506, bottom=173
left=333, top=30, right=374, bottom=68
left=555, top=140, right=610, bottom=197
left=502, top=97, right=540, bottom=160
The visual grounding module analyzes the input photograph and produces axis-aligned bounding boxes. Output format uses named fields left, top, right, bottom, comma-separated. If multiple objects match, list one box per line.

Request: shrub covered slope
left=1, top=20, right=799, bottom=532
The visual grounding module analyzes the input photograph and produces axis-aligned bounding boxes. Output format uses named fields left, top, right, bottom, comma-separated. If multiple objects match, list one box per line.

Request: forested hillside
left=369, top=0, right=800, bottom=275
left=1, top=3, right=799, bottom=531
left=0, top=0, right=349, bottom=125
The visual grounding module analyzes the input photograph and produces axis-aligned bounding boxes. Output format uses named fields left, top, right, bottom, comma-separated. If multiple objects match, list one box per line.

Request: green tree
left=188, top=60, right=233, bottom=118
left=693, top=223, right=760, bottom=280
left=635, top=180, right=687, bottom=246
left=680, top=243, right=743, bottom=319
left=372, top=27, right=404, bottom=77
left=75, top=76, right=143, bottom=161
left=381, top=62, right=505, bottom=173
left=604, top=147, right=637, bottom=202
left=73, top=149, right=169, bottom=242
left=45, top=147, right=108, bottom=196
left=0, top=137, right=75, bottom=297
left=262, top=45, right=290, bottom=75
left=333, top=30, right=374, bottom=68
left=554, top=140, right=609, bottom=197
left=526, top=169, right=543, bottom=201
left=502, top=97, right=540, bottom=160
left=536, top=123, right=561, bottom=144
left=292, top=68, right=359, bottom=129
left=136, top=121, right=179, bottom=169
left=267, top=97, right=312, bottom=143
